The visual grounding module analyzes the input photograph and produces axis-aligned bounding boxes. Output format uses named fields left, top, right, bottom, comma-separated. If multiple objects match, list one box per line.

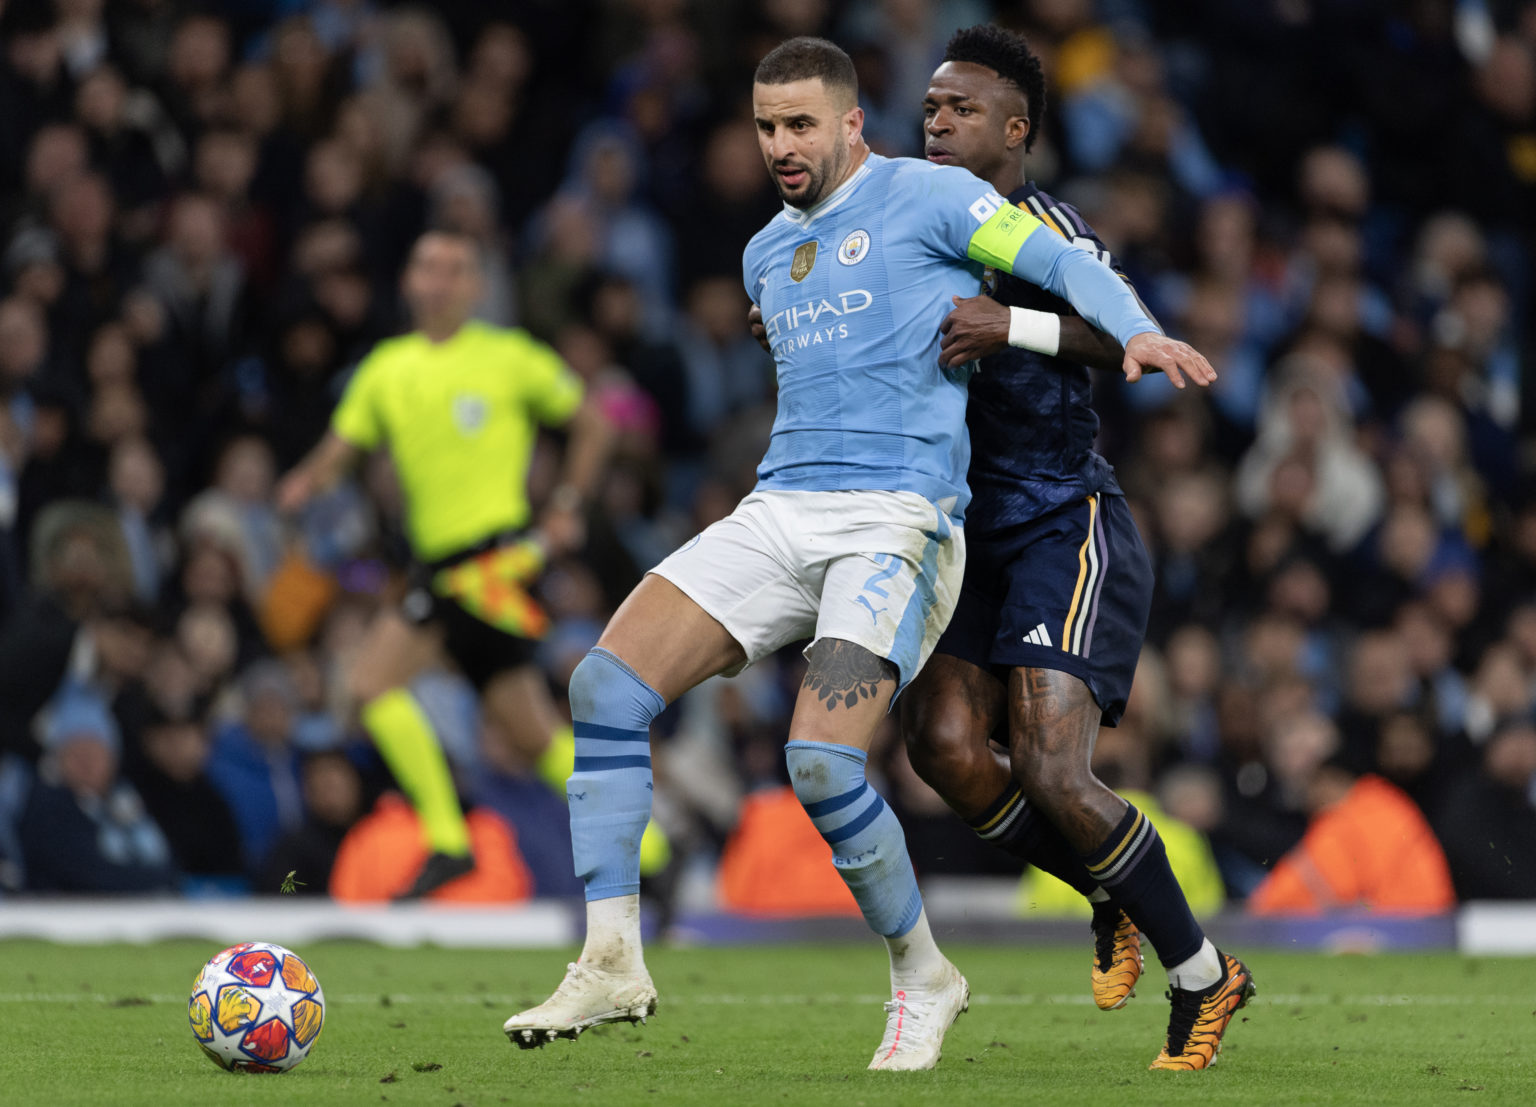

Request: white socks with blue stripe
left=786, top=740, right=946, bottom=987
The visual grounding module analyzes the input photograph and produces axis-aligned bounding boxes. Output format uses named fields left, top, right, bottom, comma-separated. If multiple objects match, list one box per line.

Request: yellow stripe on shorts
left=1061, top=494, right=1099, bottom=652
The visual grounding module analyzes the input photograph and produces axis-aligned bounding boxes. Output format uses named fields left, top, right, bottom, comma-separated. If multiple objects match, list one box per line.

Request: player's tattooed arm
left=803, top=638, right=897, bottom=711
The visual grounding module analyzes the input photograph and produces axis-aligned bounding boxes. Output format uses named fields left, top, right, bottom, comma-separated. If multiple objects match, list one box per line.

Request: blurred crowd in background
left=0, top=0, right=1533, bottom=914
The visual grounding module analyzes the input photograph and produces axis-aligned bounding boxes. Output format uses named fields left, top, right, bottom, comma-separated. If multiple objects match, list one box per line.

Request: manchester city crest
left=838, top=229, right=870, bottom=265
left=790, top=240, right=818, bottom=282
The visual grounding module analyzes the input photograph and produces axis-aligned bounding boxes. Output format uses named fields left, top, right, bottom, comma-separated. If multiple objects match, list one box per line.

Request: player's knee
left=568, top=648, right=666, bottom=731
left=1010, top=733, right=1092, bottom=806
left=904, top=706, right=983, bottom=791
left=566, top=651, right=606, bottom=721
left=785, top=740, right=866, bottom=807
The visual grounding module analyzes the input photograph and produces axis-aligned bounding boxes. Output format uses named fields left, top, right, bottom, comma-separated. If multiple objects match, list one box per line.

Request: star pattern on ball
left=188, top=942, right=325, bottom=1074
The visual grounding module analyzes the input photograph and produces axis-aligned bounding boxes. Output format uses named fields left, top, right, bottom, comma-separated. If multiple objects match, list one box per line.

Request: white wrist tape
left=1007, top=307, right=1061, bottom=356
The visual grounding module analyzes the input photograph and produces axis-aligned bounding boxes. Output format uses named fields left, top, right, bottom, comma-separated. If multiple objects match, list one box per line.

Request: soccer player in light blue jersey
left=503, top=36, right=1215, bottom=1071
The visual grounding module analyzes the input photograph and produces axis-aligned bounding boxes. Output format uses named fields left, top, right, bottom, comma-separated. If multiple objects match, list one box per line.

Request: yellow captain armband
left=965, top=196, right=1043, bottom=272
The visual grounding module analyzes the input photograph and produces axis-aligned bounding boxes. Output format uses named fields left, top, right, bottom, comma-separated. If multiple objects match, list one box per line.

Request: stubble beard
left=778, top=144, right=848, bottom=210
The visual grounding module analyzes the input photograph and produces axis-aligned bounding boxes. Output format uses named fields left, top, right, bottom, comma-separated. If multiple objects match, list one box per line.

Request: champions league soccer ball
left=187, top=942, right=326, bottom=1073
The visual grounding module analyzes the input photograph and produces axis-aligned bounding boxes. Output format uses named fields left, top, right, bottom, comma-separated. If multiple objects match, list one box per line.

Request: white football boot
left=503, top=960, right=658, bottom=1048
left=867, top=960, right=970, bottom=1071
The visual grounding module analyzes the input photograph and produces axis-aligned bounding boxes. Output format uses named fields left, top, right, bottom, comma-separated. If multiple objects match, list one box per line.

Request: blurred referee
left=278, top=229, right=610, bottom=898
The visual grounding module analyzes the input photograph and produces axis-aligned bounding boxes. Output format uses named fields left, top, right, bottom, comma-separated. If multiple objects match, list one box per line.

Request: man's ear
left=1006, top=114, right=1031, bottom=153
left=844, top=104, right=866, bottom=147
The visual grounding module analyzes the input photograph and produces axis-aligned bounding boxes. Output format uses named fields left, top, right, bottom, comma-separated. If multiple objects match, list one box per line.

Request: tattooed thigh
left=802, top=638, right=897, bottom=711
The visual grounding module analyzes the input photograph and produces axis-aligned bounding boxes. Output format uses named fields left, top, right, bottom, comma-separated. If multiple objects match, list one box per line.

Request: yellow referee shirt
left=331, top=321, right=583, bottom=563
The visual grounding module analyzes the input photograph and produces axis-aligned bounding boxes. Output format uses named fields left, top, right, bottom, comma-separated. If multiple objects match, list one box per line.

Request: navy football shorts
left=933, top=491, right=1152, bottom=726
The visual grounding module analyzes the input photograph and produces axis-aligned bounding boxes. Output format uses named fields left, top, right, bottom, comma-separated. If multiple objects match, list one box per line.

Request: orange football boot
left=1090, top=904, right=1142, bottom=1010
left=1149, top=951, right=1255, bottom=1070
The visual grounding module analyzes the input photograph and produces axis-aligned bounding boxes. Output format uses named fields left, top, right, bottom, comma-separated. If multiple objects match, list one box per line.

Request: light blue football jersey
left=743, top=152, right=1157, bottom=523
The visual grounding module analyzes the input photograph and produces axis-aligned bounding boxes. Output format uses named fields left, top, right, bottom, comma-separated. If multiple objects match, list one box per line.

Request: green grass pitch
left=1, top=938, right=1532, bottom=1105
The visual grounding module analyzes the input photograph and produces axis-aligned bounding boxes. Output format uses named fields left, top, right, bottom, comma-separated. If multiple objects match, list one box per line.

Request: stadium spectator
left=107, top=435, right=172, bottom=605
left=193, top=127, right=278, bottom=292
left=429, top=163, right=518, bottom=326
left=1059, top=29, right=1223, bottom=199
left=19, top=685, right=178, bottom=893
left=472, top=757, right=585, bottom=898
left=257, top=748, right=366, bottom=896
left=1235, top=366, right=1385, bottom=553
left=0, top=501, right=145, bottom=762
left=544, top=123, right=676, bottom=322
left=1434, top=720, right=1536, bottom=899
left=1164, top=624, right=1222, bottom=762
left=1393, top=600, right=1469, bottom=740
left=674, top=276, right=775, bottom=447
left=206, top=659, right=305, bottom=872
left=10, top=122, right=88, bottom=239
left=161, top=13, right=233, bottom=141
left=0, top=296, right=50, bottom=432
left=1248, top=759, right=1455, bottom=915
left=365, top=7, right=457, bottom=163
left=142, top=193, right=251, bottom=390
left=49, top=172, right=136, bottom=351
left=124, top=691, right=244, bottom=888
left=74, top=64, right=170, bottom=235
left=669, top=119, right=778, bottom=289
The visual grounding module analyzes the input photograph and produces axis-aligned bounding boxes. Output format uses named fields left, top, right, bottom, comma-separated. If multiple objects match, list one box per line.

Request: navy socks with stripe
left=1081, top=803, right=1206, bottom=970
left=567, top=648, right=665, bottom=902
left=786, top=740, right=924, bottom=939
left=966, top=784, right=1101, bottom=897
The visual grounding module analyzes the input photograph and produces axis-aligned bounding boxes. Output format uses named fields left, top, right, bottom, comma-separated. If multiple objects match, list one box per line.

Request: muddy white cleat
left=502, top=961, right=658, bottom=1049
left=867, top=962, right=970, bottom=1071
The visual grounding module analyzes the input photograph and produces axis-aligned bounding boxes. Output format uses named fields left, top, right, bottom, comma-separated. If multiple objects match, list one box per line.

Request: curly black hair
left=941, top=25, right=1047, bottom=152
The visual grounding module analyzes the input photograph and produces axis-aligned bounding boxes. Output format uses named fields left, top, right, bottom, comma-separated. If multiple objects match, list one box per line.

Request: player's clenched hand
left=747, top=304, right=770, bottom=353
left=938, top=295, right=1009, bottom=369
left=1122, top=332, right=1218, bottom=389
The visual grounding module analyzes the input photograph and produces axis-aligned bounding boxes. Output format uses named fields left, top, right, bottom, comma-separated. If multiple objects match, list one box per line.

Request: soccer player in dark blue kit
left=905, top=26, right=1254, bottom=1070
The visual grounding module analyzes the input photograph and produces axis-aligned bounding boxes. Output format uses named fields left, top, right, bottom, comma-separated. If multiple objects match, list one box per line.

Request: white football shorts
left=649, top=489, right=965, bottom=691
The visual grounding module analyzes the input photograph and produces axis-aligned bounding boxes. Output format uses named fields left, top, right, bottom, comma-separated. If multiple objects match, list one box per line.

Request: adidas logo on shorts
left=1023, top=623, right=1054, bottom=647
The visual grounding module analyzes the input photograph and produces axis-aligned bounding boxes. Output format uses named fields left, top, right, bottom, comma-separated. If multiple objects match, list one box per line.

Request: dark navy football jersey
left=964, top=183, right=1127, bottom=531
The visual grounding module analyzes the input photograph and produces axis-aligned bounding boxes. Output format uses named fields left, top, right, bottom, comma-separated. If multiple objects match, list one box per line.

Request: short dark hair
left=942, top=25, right=1047, bottom=152
left=754, top=36, right=858, bottom=105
